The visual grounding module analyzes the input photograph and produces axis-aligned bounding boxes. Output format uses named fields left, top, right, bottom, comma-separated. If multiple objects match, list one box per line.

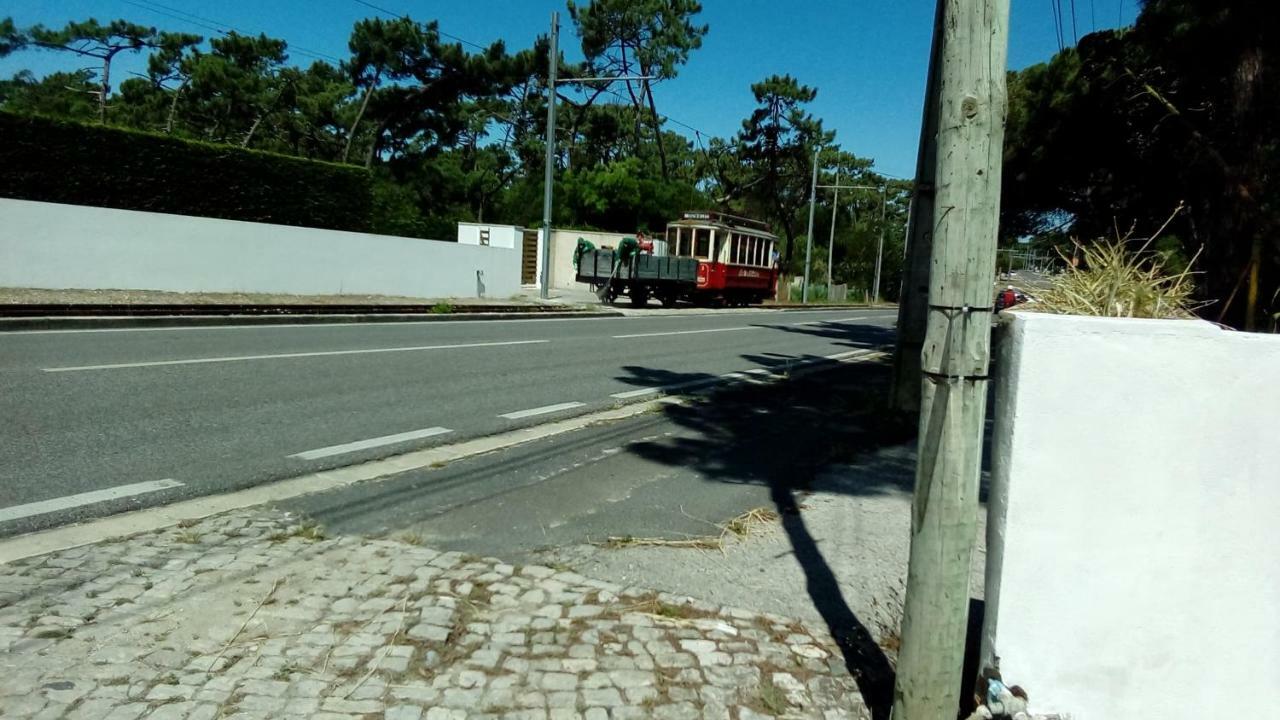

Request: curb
left=0, top=309, right=625, bottom=332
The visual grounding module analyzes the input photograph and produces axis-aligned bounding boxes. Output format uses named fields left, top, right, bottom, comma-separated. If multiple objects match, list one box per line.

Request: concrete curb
left=0, top=309, right=625, bottom=332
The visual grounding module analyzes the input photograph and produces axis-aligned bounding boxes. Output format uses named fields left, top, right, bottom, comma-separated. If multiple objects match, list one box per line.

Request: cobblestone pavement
left=0, top=510, right=870, bottom=719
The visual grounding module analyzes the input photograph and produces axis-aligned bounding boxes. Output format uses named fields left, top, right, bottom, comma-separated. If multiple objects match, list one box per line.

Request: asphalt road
left=0, top=307, right=896, bottom=536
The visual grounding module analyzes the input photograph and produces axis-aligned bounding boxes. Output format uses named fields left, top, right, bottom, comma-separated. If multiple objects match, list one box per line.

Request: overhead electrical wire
left=120, top=0, right=343, bottom=63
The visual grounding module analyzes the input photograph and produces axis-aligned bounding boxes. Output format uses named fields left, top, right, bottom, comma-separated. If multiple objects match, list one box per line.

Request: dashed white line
left=289, top=427, right=454, bottom=461
left=0, top=479, right=184, bottom=523
left=499, top=402, right=586, bottom=420
left=612, top=326, right=762, bottom=339
left=41, top=339, right=549, bottom=372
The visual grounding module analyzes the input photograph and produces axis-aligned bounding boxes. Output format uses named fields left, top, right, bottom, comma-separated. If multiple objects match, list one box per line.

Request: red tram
left=664, top=211, right=779, bottom=306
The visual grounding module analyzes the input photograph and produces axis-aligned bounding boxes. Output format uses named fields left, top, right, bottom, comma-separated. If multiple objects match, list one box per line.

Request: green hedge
left=0, top=112, right=373, bottom=232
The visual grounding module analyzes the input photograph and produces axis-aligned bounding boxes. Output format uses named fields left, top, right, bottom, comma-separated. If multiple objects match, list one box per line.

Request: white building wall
left=985, top=312, right=1280, bottom=718
left=1, top=199, right=520, bottom=299
left=456, top=222, right=522, bottom=249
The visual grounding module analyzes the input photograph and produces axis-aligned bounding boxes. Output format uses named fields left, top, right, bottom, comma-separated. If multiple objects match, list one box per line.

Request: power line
left=1068, top=0, right=1079, bottom=44
left=120, top=0, right=343, bottom=63
left=349, top=0, right=490, bottom=51
left=1049, top=0, right=1064, bottom=51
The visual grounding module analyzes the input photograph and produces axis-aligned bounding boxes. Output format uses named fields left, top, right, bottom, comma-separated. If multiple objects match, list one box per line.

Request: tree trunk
left=98, top=54, right=111, bottom=124
left=343, top=75, right=378, bottom=164
left=643, top=80, right=669, bottom=180
left=1245, top=233, right=1261, bottom=331
left=241, top=114, right=263, bottom=148
left=364, top=119, right=389, bottom=169
left=164, top=81, right=186, bottom=134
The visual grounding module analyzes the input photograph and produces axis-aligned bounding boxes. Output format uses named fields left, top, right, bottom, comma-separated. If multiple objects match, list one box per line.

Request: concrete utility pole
left=802, top=146, right=819, bottom=304
left=872, top=184, right=887, bottom=303
left=890, top=0, right=945, bottom=413
left=826, top=168, right=840, bottom=291
left=538, top=12, right=651, bottom=301
left=538, top=10, right=559, bottom=300
left=891, top=1, right=1010, bottom=719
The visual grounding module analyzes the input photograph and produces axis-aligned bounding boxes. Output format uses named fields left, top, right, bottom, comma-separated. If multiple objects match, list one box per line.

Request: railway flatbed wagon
left=575, top=248, right=698, bottom=307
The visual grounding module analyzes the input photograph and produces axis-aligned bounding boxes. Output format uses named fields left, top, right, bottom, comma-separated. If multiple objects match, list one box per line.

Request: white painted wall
left=456, top=222, right=522, bottom=249
left=1, top=199, right=520, bottom=299
left=547, top=228, right=632, bottom=290
left=985, top=312, right=1280, bottom=718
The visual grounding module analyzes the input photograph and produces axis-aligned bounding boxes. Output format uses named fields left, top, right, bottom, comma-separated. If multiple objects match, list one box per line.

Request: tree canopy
left=1002, top=0, right=1278, bottom=329
left=0, top=8, right=901, bottom=296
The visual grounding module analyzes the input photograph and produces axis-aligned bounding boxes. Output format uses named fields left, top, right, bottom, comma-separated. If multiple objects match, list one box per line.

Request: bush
left=0, top=112, right=373, bottom=232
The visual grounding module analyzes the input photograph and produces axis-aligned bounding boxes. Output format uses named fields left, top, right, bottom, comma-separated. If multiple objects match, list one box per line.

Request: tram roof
left=668, top=211, right=776, bottom=237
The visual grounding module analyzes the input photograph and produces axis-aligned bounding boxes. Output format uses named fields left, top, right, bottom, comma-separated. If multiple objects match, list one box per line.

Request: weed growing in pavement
left=431, top=301, right=454, bottom=314
left=751, top=677, right=793, bottom=716
left=396, top=532, right=425, bottom=546
left=174, top=530, right=200, bottom=544
left=176, top=518, right=199, bottom=529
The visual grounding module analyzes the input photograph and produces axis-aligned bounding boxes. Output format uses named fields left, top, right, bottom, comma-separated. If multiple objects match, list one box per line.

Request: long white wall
left=985, top=312, right=1280, bottom=718
left=0, top=199, right=521, bottom=299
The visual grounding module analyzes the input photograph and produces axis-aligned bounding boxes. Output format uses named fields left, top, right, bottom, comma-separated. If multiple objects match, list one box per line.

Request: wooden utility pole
left=891, top=0, right=1010, bottom=718
left=890, top=0, right=944, bottom=413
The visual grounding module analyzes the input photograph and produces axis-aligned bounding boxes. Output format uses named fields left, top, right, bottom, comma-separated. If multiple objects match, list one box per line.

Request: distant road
left=0, top=307, right=896, bottom=537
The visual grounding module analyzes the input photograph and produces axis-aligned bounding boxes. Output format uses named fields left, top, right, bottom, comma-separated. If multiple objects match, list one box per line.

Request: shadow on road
left=620, top=358, right=915, bottom=718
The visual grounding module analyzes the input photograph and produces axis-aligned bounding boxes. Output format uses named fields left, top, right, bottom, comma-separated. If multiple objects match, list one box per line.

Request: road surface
left=0, top=307, right=896, bottom=537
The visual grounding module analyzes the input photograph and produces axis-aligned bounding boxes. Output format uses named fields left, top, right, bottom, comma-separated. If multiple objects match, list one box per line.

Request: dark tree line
left=1002, top=0, right=1278, bottom=329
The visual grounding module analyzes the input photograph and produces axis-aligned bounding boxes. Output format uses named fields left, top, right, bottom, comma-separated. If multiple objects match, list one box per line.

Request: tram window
left=666, top=227, right=676, bottom=250
left=750, top=238, right=760, bottom=266
left=675, top=227, right=686, bottom=256
left=754, top=239, right=763, bottom=266
left=694, top=228, right=711, bottom=258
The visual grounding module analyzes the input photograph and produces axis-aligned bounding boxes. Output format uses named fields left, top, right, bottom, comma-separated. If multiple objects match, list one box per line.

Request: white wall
left=547, top=229, right=632, bottom=289
left=456, top=222, right=522, bottom=250
left=1, top=199, right=520, bottom=299
left=985, top=312, right=1280, bottom=718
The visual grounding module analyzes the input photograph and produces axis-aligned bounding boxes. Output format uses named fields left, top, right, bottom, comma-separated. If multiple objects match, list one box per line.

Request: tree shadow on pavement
left=620, top=359, right=916, bottom=718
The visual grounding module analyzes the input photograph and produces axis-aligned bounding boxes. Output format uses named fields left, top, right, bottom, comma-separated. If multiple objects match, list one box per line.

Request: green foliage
left=1002, top=0, right=1278, bottom=328
left=0, top=70, right=98, bottom=121
left=0, top=112, right=372, bottom=231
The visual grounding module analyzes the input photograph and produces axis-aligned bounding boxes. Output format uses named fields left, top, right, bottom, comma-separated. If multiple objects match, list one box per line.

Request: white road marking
left=41, top=339, right=549, bottom=372
left=499, top=402, right=586, bottom=420
left=609, top=352, right=874, bottom=400
left=787, top=315, right=875, bottom=325
left=4, top=307, right=897, bottom=336
left=0, top=479, right=184, bottom=524
left=289, top=427, right=454, bottom=461
left=612, top=326, right=762, bottom=339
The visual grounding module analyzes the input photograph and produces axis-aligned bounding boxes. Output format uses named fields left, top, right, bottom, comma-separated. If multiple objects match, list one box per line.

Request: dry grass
left=1024, top=206, right=1201, bottom=319
left=599, top=507, right=779, bottom=552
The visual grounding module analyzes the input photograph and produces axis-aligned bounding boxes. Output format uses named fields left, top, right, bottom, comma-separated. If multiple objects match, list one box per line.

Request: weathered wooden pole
left=890, top=0, right=945, bottom=413
left=891, top=0, right=1010, bottom=717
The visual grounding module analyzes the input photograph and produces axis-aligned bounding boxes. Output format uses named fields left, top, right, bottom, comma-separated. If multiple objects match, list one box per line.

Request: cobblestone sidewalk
left=0, top=510, right=869, bottom=720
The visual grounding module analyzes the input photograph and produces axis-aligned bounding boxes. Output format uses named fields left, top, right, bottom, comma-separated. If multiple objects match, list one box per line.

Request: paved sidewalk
left=0, top=510, right=870, bottom=719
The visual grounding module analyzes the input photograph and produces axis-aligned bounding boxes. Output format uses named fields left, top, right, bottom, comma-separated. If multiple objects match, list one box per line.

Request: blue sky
left=1, top=0, right=1138, bottom=178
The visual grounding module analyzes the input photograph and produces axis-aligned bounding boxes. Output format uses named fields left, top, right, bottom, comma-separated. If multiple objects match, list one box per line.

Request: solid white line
left=787, top=315, right=874, bottom=325
left=5, top=307, right=897, bottom=336
left=41, top=339, right=549, bottom=372
left=0, top=479, right=184, bottom=524
left=612, top=326, right=762, bottom=339
left=289, top=426, right=453, bottom=461
left=499, top=402, right=586, bottom=420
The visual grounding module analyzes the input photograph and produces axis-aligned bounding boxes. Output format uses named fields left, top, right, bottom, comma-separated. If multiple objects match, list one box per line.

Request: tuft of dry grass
left=1023, top=206, right=1201, bottom=320
left=599, top=507, right=780, bottom=552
